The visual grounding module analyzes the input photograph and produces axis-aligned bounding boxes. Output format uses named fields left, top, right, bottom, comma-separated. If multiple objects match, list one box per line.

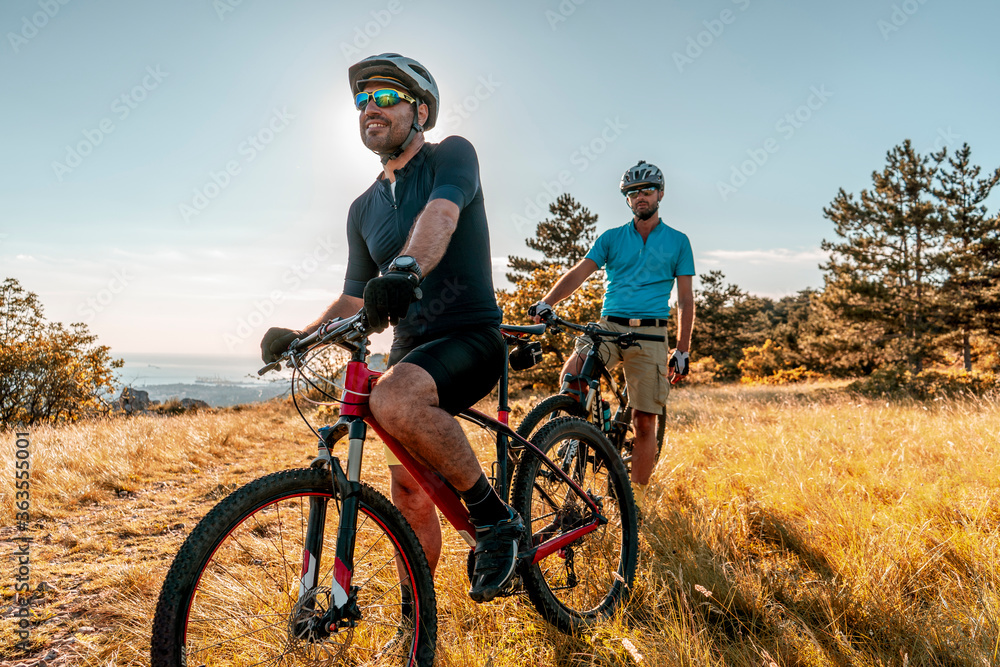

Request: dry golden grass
left=2, top=384, right=1000, bottom=666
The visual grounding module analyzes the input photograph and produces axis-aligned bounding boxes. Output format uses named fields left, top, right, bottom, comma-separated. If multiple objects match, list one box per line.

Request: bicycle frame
left=296, top=326, right=610, bottom=625
left=562, top=336, right=630, bottom=429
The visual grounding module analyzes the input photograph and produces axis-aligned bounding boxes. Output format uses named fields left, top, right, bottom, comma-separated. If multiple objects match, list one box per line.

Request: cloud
left=492, top=255, right=514, bottom=289
left=699, top=248, right=828, bottom=266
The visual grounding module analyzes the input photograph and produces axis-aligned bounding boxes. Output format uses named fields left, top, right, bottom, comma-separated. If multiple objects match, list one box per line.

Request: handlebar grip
left=258, top=360, right=282, bottom=375
left=631, top=333, right=666, bottom=342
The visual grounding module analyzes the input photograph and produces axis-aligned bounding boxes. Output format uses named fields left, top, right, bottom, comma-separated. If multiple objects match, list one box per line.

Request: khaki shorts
left=573, top=319, right=670, bottom=416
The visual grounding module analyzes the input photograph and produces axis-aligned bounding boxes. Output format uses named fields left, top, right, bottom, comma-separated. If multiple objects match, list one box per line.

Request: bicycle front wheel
left=512, top=417, right=638, bottom=633
left=151, top=467, right=436, bottom=666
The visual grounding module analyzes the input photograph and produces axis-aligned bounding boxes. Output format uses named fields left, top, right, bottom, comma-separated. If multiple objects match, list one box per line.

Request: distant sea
left=113, top=352, right=388, bottom=407
left=114, top=353, right=288, bottom=407
left=117, top=353, right=270, bottom=387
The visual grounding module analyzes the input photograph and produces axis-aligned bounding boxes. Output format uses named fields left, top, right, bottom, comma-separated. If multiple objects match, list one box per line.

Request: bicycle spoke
left=514, top=418, right=635, bottom=631
left=187, top=618, right=286, bottom=655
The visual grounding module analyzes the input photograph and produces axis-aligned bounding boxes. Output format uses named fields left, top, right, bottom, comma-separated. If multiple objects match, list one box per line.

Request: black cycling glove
left=261, top=327, right=305, bottom=363
left=363, top=272, right=420, bottom=333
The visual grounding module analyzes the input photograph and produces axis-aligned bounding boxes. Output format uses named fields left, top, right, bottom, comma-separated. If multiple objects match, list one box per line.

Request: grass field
left=2, top=382, right=999, bottom=666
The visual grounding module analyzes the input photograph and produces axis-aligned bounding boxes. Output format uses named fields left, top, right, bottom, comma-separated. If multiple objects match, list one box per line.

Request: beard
left=631, top=201, right=659, bottom=221
left=360, top=107, right=414, bottom=154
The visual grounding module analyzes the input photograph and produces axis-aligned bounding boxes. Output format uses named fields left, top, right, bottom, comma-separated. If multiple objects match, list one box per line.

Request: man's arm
left=399, top=198, right=460, bottom=274
left=673, top=275, right=694, bottom=353
left=304, top=294, right=365, bottom=334
left=541, top=258, right=600, bottom=307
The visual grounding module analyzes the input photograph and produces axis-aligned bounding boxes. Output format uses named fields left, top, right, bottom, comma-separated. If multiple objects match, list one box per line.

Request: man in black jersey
left=261, top=54, right=521, bottom=605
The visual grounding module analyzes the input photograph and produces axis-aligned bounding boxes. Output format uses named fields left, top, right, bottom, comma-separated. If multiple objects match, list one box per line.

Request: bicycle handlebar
left=257, top=310, right=372, bottom=376
left=541, top=314, right=666, bottom=344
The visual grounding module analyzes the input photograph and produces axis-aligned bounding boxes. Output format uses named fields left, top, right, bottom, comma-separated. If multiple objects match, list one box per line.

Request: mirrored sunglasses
left=625, top=187, right=659, bottom=199
left=354, top=89, right=416, bottom=110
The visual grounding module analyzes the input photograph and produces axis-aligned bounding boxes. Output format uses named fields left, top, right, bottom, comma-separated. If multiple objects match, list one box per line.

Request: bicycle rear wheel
left=511, top=417, right=637, bottom=633
left=151, top=467, right=436, bottom=666
left=515, top=393, right=586, bottom=443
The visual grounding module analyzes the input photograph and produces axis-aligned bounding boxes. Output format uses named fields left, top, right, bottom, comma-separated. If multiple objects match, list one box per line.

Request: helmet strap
left=377, top=102, right=423, bottom=165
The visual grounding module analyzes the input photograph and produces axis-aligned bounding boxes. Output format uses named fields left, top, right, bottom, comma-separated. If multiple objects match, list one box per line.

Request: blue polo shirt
left=585, top=219, right=695, bottom=319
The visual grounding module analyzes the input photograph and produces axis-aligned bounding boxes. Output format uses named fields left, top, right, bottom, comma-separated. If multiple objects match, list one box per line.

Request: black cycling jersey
left=343, top=136, right=502, bottom=350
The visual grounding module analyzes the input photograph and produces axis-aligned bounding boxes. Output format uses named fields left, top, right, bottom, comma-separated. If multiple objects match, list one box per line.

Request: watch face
left=394, top=256, right=416, bottom=270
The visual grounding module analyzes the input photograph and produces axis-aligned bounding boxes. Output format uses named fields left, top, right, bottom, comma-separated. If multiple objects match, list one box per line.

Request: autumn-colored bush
left=738, top=339, right=822, bottom=385
left=1, top=278, right=122, bottom=426
left=848, top=365, right=1000, bottom=399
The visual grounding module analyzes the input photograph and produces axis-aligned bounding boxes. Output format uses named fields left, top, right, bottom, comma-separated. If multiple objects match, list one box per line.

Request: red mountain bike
left=150, top=311, right=637, bottom=666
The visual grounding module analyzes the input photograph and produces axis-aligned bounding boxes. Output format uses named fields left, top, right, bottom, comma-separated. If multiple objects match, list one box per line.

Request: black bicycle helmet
left=349, top=53, right=440, bottom=163
left=620, top=160, right=665, bottom=194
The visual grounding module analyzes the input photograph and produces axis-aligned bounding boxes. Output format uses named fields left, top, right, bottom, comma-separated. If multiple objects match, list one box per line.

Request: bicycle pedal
left=496, top=574, right=523, bottom=597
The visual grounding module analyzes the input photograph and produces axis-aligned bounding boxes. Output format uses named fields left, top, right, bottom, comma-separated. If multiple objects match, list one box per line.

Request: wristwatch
left=389, top=255, right=422, bottom=282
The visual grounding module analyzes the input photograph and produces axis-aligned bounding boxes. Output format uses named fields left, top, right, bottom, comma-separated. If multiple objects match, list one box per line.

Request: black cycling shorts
left=387, top=325, right=504, bottom=415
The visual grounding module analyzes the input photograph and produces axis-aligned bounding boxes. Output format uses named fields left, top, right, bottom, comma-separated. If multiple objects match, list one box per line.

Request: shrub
left=1, top=278, right=122, bottom=426
left=848, top=366, right=1000, bottom=399
left=738, top=339, right=822, bottom=385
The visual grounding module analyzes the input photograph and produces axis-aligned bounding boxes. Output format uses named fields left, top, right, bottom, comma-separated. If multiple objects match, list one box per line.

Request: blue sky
left=3, top=0, right=999, bottom=356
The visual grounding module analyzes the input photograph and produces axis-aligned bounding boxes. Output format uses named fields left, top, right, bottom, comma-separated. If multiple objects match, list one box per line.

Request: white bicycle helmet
left=620, top=160, right=665, bottom=194
left=349, top=53, right=440, bottom=162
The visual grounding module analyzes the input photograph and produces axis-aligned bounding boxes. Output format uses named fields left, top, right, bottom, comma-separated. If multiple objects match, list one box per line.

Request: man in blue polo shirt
left=531, top=160, right=695, bottom=504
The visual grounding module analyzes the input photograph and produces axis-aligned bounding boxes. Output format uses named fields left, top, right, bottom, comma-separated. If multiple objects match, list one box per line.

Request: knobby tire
left=150, top=467, right=436, bottom=666
left=511, top=417, right=638, bottom=633
left=516, top=392, right=666, bottom=464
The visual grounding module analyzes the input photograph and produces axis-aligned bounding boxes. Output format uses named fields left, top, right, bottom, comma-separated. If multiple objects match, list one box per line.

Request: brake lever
left=617, top=334, right=641, bottom=350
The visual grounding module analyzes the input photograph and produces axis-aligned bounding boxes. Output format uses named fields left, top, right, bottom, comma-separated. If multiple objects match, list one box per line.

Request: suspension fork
left=298, top=417, right=366, bottom=624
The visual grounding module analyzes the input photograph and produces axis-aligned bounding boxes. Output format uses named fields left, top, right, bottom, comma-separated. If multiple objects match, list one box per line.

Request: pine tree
left=506, top=193, right=597, bottom=282
left=797, top=283, right=886, bottom=376
left=692, top=270, right=774, bottom=380
left=820, top=140, right=941, bottom=373
left=497, top=193, right=603, bottom=391
left=931, top=144, right=1000, bottom=370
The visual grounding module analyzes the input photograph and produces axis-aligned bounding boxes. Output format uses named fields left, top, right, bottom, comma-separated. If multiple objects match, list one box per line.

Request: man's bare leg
left=630, top=410, right=658, bottom=485
left=370, top=362, right=483, bottom=492
left=558, top=352, right=587, bottom=397
left=371, top=361, right=524, bottom=603
left=388, top=465, right=442, bottom=574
